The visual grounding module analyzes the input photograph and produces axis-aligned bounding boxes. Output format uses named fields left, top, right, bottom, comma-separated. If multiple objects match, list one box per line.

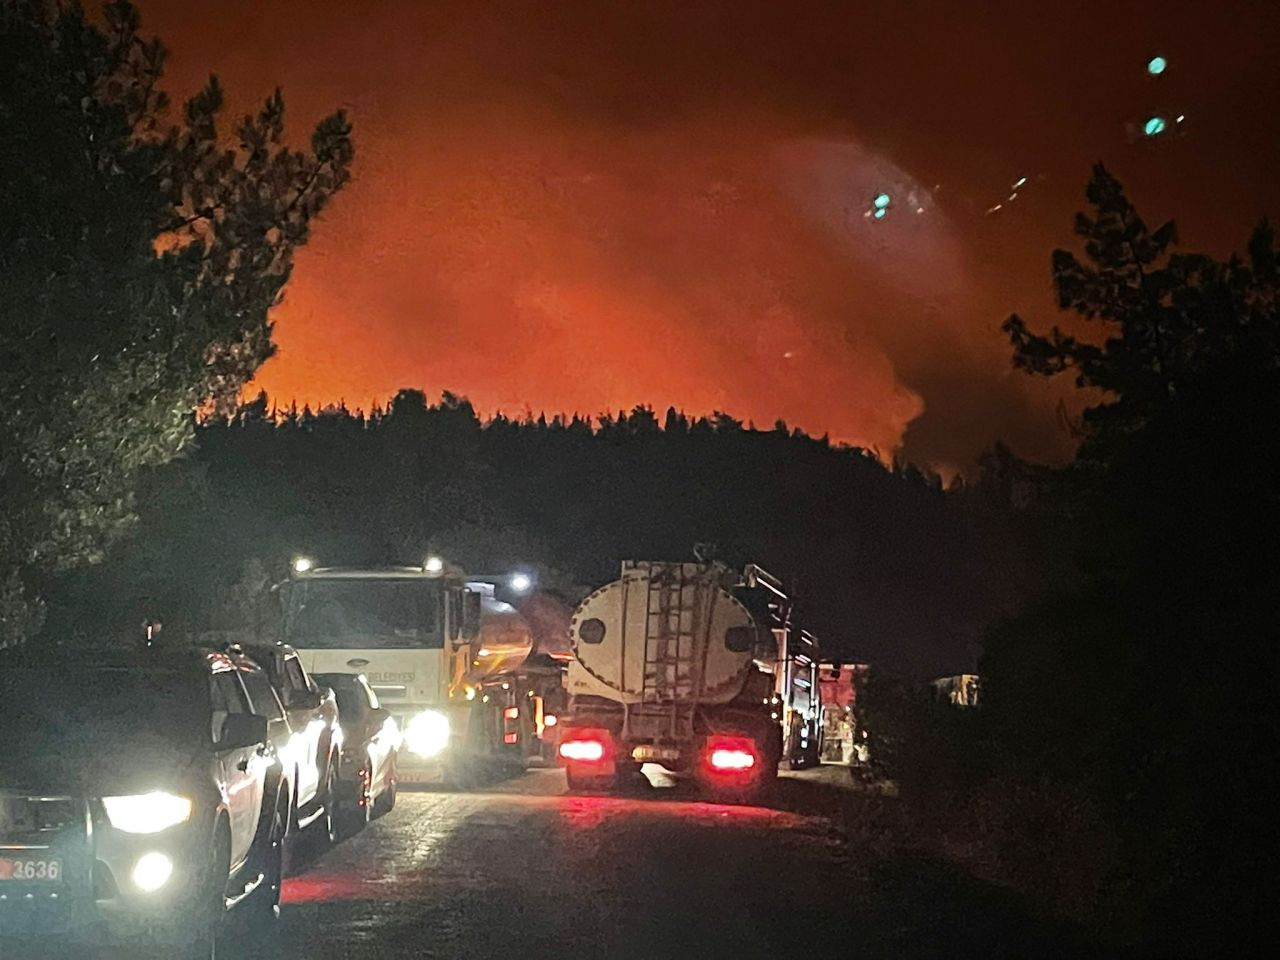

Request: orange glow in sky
left=142, top=0, right=1280, bottom=470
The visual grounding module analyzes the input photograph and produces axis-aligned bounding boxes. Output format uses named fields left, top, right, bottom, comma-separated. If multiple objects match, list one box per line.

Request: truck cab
left=279, top=561, right=523, bottom=783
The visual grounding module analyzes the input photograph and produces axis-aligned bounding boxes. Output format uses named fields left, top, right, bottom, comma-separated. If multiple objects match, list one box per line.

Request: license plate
left=0, top=857, right=62, bottom=882
left=632, top=746, right=680, bottom=762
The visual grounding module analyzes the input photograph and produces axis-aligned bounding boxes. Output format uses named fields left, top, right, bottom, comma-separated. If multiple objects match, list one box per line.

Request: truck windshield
left=286, top=579, right=442, bottom=649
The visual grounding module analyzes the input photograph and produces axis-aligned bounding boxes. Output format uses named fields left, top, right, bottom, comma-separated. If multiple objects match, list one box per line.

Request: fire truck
left=279, top=558, right=564, bottom=785
left=557, top=561, right=824, bottom=796
left=741, top=565, right=823, bottom=770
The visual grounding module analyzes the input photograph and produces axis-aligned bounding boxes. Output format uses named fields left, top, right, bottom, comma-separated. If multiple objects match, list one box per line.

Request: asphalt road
left=259, top=765, right=1094, bottom=960
left=11, top=765, right=1098, bottom=960
left=273, top=767, right=852, bottom=960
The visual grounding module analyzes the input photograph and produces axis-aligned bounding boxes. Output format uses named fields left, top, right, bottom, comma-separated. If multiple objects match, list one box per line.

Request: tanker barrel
left=567, top=561, right=759, bottom=706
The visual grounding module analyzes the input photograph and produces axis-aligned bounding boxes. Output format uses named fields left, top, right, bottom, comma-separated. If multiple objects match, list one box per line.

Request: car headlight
left=403, top=710, right=450, bottom=758
left=102, top=792, right=193, bottom=834
left=132, top=852, right=174, bottom=892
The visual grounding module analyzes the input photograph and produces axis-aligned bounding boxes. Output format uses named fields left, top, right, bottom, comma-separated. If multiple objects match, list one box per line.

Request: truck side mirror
left=461, top=590, right=482, bottom=642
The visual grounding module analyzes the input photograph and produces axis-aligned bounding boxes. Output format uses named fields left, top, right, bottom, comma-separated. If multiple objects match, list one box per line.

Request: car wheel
left=339, top=760, right=373, bottom=838
left=318, top=756, right=339, bottom=846
left=177, top=822, right=230, bottom=960
left=246, top=794, right=285, bottom=928
left=374, top=757, right=398, bottom=815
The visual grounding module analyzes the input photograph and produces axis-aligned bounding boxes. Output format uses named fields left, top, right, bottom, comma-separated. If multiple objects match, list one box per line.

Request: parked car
left=0, top=643, right=287, bottom=960
left=313, top=672, right=399, bottom=834
left=229, top=641, right=341, bottom=846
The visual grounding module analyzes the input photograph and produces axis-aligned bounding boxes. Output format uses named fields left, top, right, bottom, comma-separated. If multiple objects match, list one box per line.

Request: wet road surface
left=18, top=766, right=1097, bottom=959
left=265, top=765, right=1097, bottom=960
left=275, top=767, right=854, bottom=960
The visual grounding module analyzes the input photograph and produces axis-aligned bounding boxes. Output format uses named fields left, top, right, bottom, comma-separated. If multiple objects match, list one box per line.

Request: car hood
left=0, top=728, right=202, bottom=796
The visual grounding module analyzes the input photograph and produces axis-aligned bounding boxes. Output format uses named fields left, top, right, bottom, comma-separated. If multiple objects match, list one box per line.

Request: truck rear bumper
left=628, top=744, right=682, bottom=763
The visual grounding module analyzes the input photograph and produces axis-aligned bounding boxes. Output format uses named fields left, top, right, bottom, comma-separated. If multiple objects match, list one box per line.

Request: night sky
left=143, top=0, right=1280, bottom=473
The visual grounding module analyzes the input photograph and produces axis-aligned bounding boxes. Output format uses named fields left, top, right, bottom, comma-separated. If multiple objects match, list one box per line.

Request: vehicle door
left=281, top=655, right=328, bottom=791
left=272, top=660, right=325, bottom=808
left=239, top=665, right=307, bottom=807
left=209, top=669, right=264, bottom=868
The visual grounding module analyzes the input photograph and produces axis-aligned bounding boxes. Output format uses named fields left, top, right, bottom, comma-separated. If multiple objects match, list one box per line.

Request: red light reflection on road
left=283, top=873, right=388, bottom=904
left=556, top=793, right=804, bottom=830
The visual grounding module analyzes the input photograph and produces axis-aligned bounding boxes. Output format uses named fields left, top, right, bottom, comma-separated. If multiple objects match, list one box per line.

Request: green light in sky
left=1144, top=115, right=1167, bottom=136
left=1147, top=55, right=1167, bottom=76
left=873, top=207, right=887, bottom=220
left=873, top=193, right=891, bottom=210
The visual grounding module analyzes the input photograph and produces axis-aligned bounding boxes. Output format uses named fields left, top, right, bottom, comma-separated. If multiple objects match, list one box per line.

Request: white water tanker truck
left=558, top=561, right=815, bottom=796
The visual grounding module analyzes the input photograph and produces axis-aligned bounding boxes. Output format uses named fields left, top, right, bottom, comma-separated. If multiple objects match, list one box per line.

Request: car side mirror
left=219, top=713, right=269, bottom=750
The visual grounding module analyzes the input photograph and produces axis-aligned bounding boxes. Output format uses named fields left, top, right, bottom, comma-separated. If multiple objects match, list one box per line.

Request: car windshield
left=286, top=579, right=441, bottom=649
left=0, top=667, right=203, bottom=749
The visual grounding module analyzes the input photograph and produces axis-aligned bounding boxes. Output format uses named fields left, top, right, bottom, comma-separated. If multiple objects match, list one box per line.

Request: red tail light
left=504, top=732, right=518, bottom=744
left=709, top=748, right=755, bottom=771
left=559, top=739, right=605, bottom=762
left=558, top=727, right=612, bottom=764
left=705, top=736, right=757, bottom=773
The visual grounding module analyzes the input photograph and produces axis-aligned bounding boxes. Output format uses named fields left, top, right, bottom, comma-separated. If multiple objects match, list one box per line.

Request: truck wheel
left=786, top=732, right=810, bottom=769
left=760, top=733, right=783, bottom=793
left=613, top=761, right=645, bottom=793
left=756, top=755, right=780, bottom=792
left=565, top=768, right=612, bottom=793
left=443, top=759, right=476, bottom=792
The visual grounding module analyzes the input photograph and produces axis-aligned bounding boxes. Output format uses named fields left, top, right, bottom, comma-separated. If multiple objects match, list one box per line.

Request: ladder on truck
left=637, top=563, right=708, bottom=741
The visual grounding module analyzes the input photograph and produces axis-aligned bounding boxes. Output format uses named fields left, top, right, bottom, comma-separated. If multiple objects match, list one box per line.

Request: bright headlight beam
left=132, top=852, right=174, bottom=892
left=404, top=710, right=450, bottom=758
left=102, top=792, right=193, bottom=834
